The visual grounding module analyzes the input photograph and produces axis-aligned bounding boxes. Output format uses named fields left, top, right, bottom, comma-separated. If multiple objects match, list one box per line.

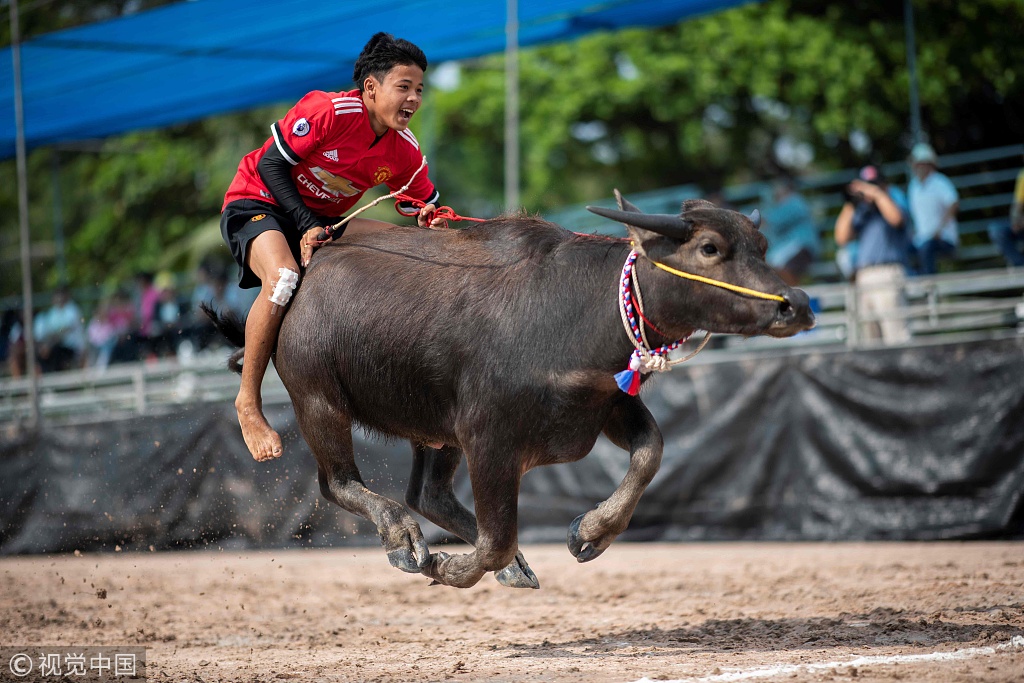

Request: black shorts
left=220, top=199, right=339, bottom=289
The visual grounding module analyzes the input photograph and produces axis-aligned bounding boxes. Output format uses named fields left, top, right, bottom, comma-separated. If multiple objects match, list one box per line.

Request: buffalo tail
left=199, top=302, right=246, bottom=375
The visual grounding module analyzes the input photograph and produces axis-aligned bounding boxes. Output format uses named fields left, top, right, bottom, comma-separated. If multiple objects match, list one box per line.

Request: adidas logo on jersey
left=323, top=149, right=339, bottom=162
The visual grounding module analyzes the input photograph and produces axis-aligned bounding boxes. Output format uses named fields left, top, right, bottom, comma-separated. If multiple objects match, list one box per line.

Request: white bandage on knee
left=269, top=267, right=299, bottom=306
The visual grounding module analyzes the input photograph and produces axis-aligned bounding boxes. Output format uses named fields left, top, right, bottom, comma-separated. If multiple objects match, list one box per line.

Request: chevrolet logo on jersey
left=310, top=166, right=361, bottom=197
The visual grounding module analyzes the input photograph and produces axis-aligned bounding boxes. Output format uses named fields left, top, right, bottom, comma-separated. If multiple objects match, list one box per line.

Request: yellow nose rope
left=650, top=260, right=787, bottom=302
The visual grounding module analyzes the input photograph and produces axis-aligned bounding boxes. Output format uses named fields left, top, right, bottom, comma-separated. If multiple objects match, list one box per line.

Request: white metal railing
left=717, top=266, right=1024, bottom=355
left=0, top=351, right=290, bottom=426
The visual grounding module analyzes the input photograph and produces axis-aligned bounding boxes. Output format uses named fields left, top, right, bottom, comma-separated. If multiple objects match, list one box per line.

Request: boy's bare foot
left=235, top=397, right=282, bottom=461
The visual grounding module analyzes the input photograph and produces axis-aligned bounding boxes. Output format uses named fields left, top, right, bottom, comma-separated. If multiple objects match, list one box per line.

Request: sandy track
left=1, top=542, right=1021, bottom=682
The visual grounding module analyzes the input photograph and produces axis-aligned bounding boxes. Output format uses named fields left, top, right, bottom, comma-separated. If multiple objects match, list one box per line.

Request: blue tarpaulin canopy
left=1, top=0, right=753, bottom=159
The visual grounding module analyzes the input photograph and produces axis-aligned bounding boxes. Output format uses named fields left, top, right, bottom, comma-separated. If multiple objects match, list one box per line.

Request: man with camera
left=834, top=165, right=912, bottom=345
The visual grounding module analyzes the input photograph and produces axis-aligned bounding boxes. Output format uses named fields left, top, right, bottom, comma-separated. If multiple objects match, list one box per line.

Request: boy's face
left=364, top=63, right=424, bottom=136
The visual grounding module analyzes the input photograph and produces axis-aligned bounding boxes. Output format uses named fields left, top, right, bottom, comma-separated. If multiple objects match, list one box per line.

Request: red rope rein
left=630, top=288, right=667, bottom=338
left=394, top=193, right=488, bottom=229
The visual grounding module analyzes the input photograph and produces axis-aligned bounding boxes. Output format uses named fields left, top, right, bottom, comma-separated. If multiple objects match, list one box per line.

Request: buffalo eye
left=700, top=243, right=719, bottom=257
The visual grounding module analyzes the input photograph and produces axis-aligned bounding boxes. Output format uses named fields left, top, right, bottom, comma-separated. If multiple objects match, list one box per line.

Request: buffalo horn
left=749, top=209, right=761, bottom=229
left=586, top=205, right=692, bottom=240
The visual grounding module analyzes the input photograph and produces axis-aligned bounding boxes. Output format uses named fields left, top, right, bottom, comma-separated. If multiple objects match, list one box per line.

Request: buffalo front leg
left=405, top=444, right=538, bottom=588
left=568, top=396, right=663, bottom=563
left=419, top=445, right=523, bottom=588
left=294, top=400, right=429, bottom=574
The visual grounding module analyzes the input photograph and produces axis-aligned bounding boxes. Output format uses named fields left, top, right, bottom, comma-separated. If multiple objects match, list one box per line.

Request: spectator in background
left=761, top=177, right=820, bottom=285
left=134, top=271, right=184, bottom=359
left=988, top=159, right=1024, bottom=268
left=907, top=143, right=959, bottom=275
left=87, top=293, right=135, bottom=370
left=0, top=308, right=17, bottom=374
left=834, top=165, right=912, bottom=345
left=134, top=272, right=162, bottom=350
left=3, top=308, right=27, bottom=378
left=187, top=260, right=238, bottom=351
left=152, top=273, right=184, bottom=358
left=34, top=286, right=86, bottom=372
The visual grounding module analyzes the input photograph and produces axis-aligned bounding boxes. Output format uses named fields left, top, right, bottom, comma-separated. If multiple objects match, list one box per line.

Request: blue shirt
left=908, top=171, right=959, bottom=247
left=852, top=186, right=910, bottom=271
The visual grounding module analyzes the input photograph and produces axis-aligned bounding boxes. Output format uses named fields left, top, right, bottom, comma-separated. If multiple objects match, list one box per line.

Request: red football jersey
left=223, top=89, right=438, bottom=217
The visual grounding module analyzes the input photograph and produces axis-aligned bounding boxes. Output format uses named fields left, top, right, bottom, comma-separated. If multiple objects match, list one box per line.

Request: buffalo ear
left=625, top=223, right=652, bottom=258
left=612, top=190, right=652, bottom=254
left=681, top=198, right=716, bottom=212
left=749, top=209, right=761, bottom=230
left=614, top=188, right=642, bottom=214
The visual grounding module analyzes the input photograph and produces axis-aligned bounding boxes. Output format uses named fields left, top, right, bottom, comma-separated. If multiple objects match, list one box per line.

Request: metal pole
left=504, top=0, right=520, bottom=212
left=11, top=0, right=40, bottom=426
left=903, top=0, right=922, bottom=144
left=52, top=149, right=67, bottom=285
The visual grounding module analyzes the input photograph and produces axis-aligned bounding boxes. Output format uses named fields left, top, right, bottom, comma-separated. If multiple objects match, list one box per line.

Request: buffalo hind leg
left=419, top=443, right=522, bottom=588
left=295, top=399, right=430, bottom=573
left=406, top=444, right=538, bottom=589
left=567, top=396, right=663, bottom=563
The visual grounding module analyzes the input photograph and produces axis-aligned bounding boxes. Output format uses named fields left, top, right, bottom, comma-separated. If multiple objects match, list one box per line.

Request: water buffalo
left=206, top=192, right=814, bottom=589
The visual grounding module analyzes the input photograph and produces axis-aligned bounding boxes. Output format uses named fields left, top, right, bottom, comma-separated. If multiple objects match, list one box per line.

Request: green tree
left=3, top=0, right=1023, bottom=304
left=429, top=0, right=1024, bottom=212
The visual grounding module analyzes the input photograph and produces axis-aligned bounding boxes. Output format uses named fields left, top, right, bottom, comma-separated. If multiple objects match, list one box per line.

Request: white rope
left=631, top=265, right=652, bottom=350
left=326, top=156, right=429, bottom=234
left=618, top=252, right=712, bottom=374
left=667, top=330, right=712, bottom=366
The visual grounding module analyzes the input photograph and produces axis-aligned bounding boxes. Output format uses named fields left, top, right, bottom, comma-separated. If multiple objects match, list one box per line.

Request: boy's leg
left=237, top=229, right=300, bottom=461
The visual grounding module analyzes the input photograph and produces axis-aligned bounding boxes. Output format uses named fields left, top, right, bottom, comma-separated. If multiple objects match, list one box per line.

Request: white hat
left=909, top=142, right=938, bottom=166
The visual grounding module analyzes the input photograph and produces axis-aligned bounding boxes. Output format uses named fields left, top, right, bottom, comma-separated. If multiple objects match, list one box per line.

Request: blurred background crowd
left=1, top=259, right=255, bottom=378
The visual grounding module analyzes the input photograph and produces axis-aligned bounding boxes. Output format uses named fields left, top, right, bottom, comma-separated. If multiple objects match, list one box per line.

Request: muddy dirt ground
left=1, top=542, right=1021, bottom=682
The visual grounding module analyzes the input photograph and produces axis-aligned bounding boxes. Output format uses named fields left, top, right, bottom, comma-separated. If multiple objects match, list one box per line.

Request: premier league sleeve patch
left=292, top=118, right=311, bottom=137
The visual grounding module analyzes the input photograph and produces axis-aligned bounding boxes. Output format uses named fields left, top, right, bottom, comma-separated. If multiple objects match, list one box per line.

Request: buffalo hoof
left=381, top=521, right=430, bottom=573
left=425, top=551, right=451, bottom=586
left=567, top=512, right=608, bottom=563
left=387, top=548, right=426, bottom=573
left=493, top=551, right=540, bottom=589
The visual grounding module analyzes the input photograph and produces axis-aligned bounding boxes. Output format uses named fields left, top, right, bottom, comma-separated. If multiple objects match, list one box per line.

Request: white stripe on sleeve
left=271, top=123, right=299, bottom=165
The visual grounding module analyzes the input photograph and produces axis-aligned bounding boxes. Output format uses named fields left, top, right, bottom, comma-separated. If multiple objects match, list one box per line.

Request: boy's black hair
left=352, top=32, right=428, bottom=90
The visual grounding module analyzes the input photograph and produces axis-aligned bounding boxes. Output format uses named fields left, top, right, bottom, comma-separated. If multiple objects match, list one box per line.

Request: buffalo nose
left=778, top=289, right=814, bottom=327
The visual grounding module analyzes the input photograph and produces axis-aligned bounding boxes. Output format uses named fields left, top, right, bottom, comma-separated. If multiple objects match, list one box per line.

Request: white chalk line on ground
left=628, top=635, right=1024, bottom=683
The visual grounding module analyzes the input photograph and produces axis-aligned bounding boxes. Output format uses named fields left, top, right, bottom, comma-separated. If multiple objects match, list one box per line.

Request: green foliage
left=3, top=0, right=1023, bottom=303
left=429, top=0, right=1024, bottom=212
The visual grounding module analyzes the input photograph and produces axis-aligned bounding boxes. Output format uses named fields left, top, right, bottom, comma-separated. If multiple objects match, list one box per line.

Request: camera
left=842, top=185, right=864, bottom=204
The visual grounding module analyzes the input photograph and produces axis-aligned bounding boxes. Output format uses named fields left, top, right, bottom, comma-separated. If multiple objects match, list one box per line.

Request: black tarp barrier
left=2, top=337, right=1023, bottom=554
